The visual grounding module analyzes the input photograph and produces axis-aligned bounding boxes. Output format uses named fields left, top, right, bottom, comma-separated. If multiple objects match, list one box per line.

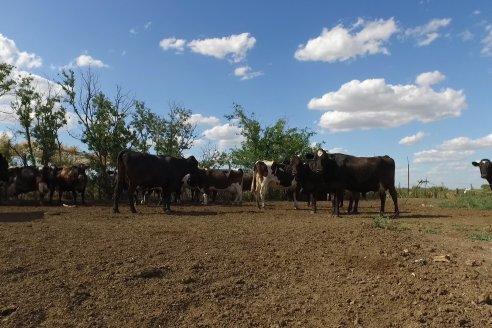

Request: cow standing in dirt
left=291, top=150, right=398, bottom=217
left=112, top=150, right=200, bottom=213
left=195, top=168, right=244, bottom=205
left=49, top=164, right=88, bottom=205
left=6, top=166, right=50, bottom=204
left=251, top=160, right=299, bottom=209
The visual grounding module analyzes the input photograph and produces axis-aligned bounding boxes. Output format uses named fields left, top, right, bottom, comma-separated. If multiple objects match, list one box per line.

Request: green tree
left=129, top=100, right=156, bottom=153
left=0, top=63, right=16, bottom=97
left=59, top=68, right=134, bottom=199
left=32, top=88, right=66, bottom=165
left=11, top=74, right=38, bottom=166
left=153, top=102, right=197, bottom=157
left=200, top=142, right=230, bottom=169
left=225, top=103, right=317, bottom=169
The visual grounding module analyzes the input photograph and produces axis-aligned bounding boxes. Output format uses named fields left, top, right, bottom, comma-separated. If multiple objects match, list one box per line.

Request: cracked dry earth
left=0, top=198, right=491, bottom=327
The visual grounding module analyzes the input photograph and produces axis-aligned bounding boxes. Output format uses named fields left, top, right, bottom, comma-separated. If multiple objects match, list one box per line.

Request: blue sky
left=1, top=0, right=492, bottom=189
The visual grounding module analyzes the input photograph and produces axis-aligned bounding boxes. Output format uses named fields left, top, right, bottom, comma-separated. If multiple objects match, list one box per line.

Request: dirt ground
left=0, top=197, right=491, bottom=328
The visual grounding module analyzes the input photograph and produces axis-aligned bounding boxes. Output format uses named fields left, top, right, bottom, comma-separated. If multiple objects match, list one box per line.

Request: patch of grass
left=424, top=227, right=440, bottom=235
left=439, top=194, right=492, bottom=210
left=468, top=231, right=492, bottom=242
left=373, top=215, right=398, bottom=231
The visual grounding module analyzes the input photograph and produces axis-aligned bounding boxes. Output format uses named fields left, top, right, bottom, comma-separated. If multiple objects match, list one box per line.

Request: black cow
left=472, top=159, right=492, bottom=190
left=242, top=173, right=253, bottom=192
left=251, top=160, right=299, bottom=209
left=292, top=150, right=399, bottom=217
left=112, top=150, right=199, bottom=213
left=0, top=154, right=8, bottom=201
left=196, top=168, right=244, bottom=205
left=49, top=164, right=88, bottom=205
left=6, top=166, right=50, bottom=204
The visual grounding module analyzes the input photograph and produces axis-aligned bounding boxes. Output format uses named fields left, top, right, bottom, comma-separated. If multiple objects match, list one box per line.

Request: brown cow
left=49, top=164, right=88, bottom=205
left=195, top=168, right=244, bottom=205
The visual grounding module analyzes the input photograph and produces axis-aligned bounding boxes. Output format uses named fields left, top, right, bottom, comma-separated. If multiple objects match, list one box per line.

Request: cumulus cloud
left=202, top=123, right=244, bottom=150
left=234, top=66, right=263, bottom=80
left=405, top=18, right=451, bottom=46
left=159, top=37, right=187, bottom=53
left=415, top=71, right=445, bottom=87
left=308, top=72, right=466, bottom=132
left=481, top=25, right=492, bottom=56
left=399, top=131, right=427, bottom=145
left=160, top=33, right=256, bottom=63
left=188, top=114, right=221, bottom=126
left=68, top=54, right=108, bottom=68
left=413, top=134, right=492, bottom=163
left=0, top=33, right=42, bottom=69
left=187, top=33, right=256, bottom=63
left=294, top=18, right=399, bottom=62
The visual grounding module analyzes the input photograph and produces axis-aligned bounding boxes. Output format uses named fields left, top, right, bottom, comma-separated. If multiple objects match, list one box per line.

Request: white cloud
left=130, top=28, right=138, bottom=35
left=159, top=37, right=187, bottom=52
left=234, top=66, right=263, bottom=80
left=459, top=30, right=474, bottom=42
left=415, top=70, right=445, bottom=87
left=308, top=72, right=466, bottom=132
left=72, top=54, right=108, bottom=68
left=187, top=33, right=256, bottom=63
left=144, top=22, right=152, bottom=30
left=188, top=114, right=221, bottom=126
left=405, top=18, right=451, bottom=46
left=202, top=123, right=244, bottom=150
left=0, top=33, right=42, bottom=69
left=414, top=149, right=474, bottom=163
left=294, top=18, right=399, bottom=62
left=328, top=147, right=348, bottom=154
left=399, top=131, right=427, bottom=145
left=413, top=134, right=492, bottom=163
left=438, top=134, right=492, bottom=151
left=481, top=25, right=492, bottom=56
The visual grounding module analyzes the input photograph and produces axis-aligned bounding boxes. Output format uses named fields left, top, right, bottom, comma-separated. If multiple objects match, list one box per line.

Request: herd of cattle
left=1, top=152, right=491, bottom=218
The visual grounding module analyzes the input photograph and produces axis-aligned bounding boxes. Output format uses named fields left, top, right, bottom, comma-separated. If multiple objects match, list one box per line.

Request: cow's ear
left=472, top=161, right=479, bottom=166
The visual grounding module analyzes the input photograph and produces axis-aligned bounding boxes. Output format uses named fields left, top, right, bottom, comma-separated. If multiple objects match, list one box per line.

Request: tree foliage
left=0, top=63, right=16, bottom=98
left=225, top=103, right=317, bottom=169
left=11, top=75, right=38, bottom=166
left=152, top=102, right=197, bottom=157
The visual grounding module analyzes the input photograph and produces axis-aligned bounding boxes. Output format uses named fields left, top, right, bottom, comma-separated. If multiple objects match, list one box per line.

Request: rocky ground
left=0, top=198, right=491, bottom=327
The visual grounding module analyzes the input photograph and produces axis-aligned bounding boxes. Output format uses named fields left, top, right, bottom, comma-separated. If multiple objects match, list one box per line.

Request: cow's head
left=289, top=155, right=303, bottom=177
left=472, top=159, right=492, bottom=188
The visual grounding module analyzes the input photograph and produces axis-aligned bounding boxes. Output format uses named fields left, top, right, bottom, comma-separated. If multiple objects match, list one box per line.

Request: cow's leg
left=49, top=186, right=55, bottom=205
left=352, top=193, right=360, bottom=214
left=72, top=190, right=77, bottom=205
left=259, top=183, right=267, bottom=209
left=379, top=189, right=386, bottom=216
left=127, top=183, right=138, bottom=213
left=293, top=189, right=299, bottom=209
left=237, top=185, right=242, bottom=205
left=203, top=191, right=208, bottom=205
left=81, top=190, right=86, bottom=205
left=310, top=193, right=316, bottom=214
left=162, top=189, right=172, bottom=213
left=58, top=188, right=63, bottom=205
left=388, top=186, right=399, bottom=218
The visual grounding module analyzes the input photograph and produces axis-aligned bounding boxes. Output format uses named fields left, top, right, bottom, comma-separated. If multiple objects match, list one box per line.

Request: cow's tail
left=116, top=150, right=128, bottom=188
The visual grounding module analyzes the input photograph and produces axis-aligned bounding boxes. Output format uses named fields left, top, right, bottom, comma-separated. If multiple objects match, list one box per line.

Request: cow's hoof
left=310, top=210, right=315, bottom=214
left=112, top=209, right=119, bottom=214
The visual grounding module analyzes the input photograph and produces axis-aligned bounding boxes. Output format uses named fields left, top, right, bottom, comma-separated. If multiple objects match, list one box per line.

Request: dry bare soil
left=0, top=198, right=491, bottom=328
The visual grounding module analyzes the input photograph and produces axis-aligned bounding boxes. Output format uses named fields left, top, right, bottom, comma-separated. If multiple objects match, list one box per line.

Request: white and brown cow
left=196, top=168, right=244, bottom=205
left=251, top=160, right=298, bottom=210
